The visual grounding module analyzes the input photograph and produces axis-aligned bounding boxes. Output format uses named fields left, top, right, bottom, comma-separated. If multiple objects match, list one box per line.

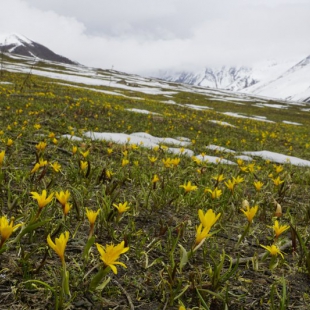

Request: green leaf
left=178, top=244, right=188, bottom=272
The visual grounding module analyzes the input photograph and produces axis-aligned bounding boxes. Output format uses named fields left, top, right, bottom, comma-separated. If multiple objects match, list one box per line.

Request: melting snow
left=209, top=120, right=237, bottom=128
left=125, top=108, right=161, bottom=115
left=282, top=120, right=302, bottom=126
left=196, top=154, right=236, bottom=165
left=223, top=112, right=275, bottom=123
left=242, top=150, right=310, bottom=167
left=184, top=104, right=212, bottom=111
left=206, top=145, right=236, bottom=154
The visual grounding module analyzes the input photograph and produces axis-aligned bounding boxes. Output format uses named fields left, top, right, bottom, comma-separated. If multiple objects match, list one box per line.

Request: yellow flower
left=96, top=241, right=129, bottom=274
left=274, top=165, right=284, bottom=174
left=191, top=156, right=201, bottom=165
left=179, top=181, right=198, bottom=193
left=148, top=156, right=158, bottom=163
left=106, top=170, right=114, bottom=179
left=204, top=187, right=222, bottom=199
left=55, top=190, right=70, bottom=207
left=107, top=148, right=113, bottom=155
left=72, top=146, right=78, bottom=155
left=225, top=179, right=236, bottom=192
left=113, top=202, right=130, bottom=214
left=170, top=158, right=181, bottom=167
left=80, top=161, right=88, bottom=171
left=271, top=220, right=290, bottom=238
left=86, top=208, right=100, bottom=225
left=194, top=223, right=211, bottom=246
left=35, top=141, right=47, bottom=151
left=162, top=158, right=172, bottom=168
left=30, top=190, right=54, bottom=209
left=34, top=124, right=41, bottom=130
left=52, top=138, right=58, bottom=145
left=63, top=203, right=72, bottom=216
left=240, top=205, right=258, bottom=223
left=7, top=138, right=13, bottom=146
left=0, top=216, right=22, bottom=247
left=80, top=150, right=89, bottom=158
left=47, top=231, right=69, bottom=263
left=272, top=176, right=284, bottom=186
left=212, top=174, right=225, bottom=182
left=48, top=132, right=55, bottom=139
left=260, top=244, right=284, bottom=259
left=151, top=174, right=159, bottom=183
left=247, top=163, right=256, bottom=173
left=233, top=176, right=244, bottom=184
left=31, top=163, right=41, bottom=174
left=253, top=180, right=264, bottom=191
left=237, top=159, right=244, bottom=166
left=51, top=161, right=61, bottom=172
left=0, top=150, right=5, bottom=167
left=122, top=159, right=129, bottom=167
left=179, top=306, right=186, bottom=310
left=198, top=209, right=221, bottom=228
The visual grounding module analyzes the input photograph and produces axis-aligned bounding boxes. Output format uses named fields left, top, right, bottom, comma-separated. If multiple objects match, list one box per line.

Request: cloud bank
left=1, top=0, right=310, bottom=74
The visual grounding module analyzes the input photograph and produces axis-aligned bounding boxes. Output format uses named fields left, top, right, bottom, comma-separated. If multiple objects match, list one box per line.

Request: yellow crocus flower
left=253, top=180, right=264, bottom=191
left=51, top=161, right=61, bottom=172
left=260, top=244, right=284, bottom=259
left=240, top=205, right=258, bottom=223
left=272, top=176, right=284, bottom=186
left=122, top=159, right=129, bottom=167
left=55, top=190, right=70, bottom=208
left=47, top=231, right=69, bottom=263
left=80, top=161, right=88, bottom=171
left=148, top=156, right=158, bottom=163
left=0, top=150, right=5, bottom=167
left=198, top=209, right=221, bottom=228
left=0, top=216, right=22, bottom=247
left=179, top=181, right=198, bottom=193
left=113, top=202, right=130, bottom=214
left=272, top=220, right=290, bottom=238
left=30, top=190, right=54, bottom=209
left=151, top=174, right=159, bottom=183
left=86, top=208, right=100, bottom=225
left=96, top=241, right=129, bottom=274
left=194, top=223, right=211, bottom=247
left=35, top=141, right=47, bottom=151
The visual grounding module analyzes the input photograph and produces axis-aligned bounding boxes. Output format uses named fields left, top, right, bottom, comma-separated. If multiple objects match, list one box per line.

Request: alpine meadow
left=1, top=42, right=310, bottom=310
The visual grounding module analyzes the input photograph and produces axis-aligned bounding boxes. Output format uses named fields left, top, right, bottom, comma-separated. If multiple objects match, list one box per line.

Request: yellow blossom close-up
left=260, top=244, right=284, bottom=259
left=30, top=190, right=54, bottom=209
left=240, top=205, right=258, bottom=223
left=96, top=241, right=129, bottom=274
left=0, top=216, right=22, bottom=247
left=179, top=181, right=198, bottom=193
left=47, top=231, right=69, bottom=263
left=113, top=201, right=130, bottom=214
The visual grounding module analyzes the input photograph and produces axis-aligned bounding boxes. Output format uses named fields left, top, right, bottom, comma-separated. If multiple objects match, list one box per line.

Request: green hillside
left=0, top=56, right=310, bottom=309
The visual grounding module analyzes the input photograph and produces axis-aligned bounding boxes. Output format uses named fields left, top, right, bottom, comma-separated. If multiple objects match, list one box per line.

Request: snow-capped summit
left=157, top=57, right=310, bottom=103
left=0, top=33, right=76, bottom=65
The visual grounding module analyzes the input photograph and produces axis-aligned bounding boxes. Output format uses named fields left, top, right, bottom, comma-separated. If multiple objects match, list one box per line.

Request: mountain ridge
left=0, top=33, right=76, bottom=65
left=156, top=57, right=310, bottom=103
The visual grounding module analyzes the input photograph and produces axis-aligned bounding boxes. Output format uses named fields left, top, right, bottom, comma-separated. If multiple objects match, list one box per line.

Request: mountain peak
left=0, top=33, right=76, bottom=65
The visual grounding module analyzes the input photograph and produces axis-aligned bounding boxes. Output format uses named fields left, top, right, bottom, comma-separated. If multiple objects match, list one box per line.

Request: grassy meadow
left=1, top=61, right=310, bottom=310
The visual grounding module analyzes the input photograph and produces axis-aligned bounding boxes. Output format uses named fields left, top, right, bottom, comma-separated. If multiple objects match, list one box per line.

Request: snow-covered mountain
left=157, top=57, right=310, bottom=103
left=0, top=33, right=76, bottom=65
left=242, top=56, right=310, bottom=102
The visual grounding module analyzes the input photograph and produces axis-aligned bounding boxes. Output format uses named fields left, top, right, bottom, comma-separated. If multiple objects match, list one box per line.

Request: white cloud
left=1, top=0, right=310, bottom=74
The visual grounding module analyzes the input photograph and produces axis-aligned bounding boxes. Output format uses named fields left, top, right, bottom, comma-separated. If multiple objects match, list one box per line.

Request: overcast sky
left=1, top=0, right=310, bottom=75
